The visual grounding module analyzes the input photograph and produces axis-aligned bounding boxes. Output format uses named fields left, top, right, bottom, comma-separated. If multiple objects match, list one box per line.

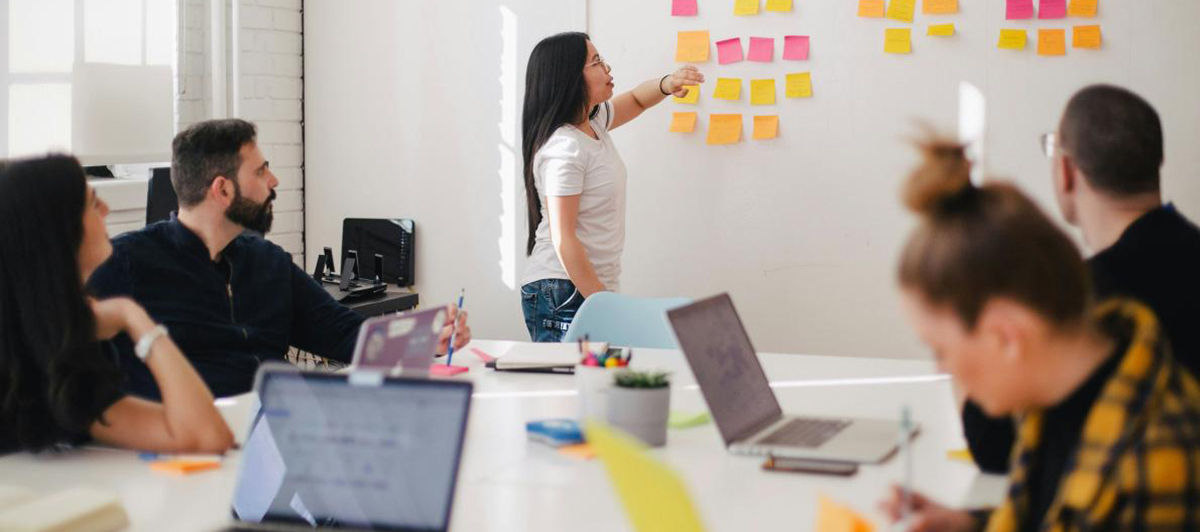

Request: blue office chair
left=563, top=292, right=692, bottom=349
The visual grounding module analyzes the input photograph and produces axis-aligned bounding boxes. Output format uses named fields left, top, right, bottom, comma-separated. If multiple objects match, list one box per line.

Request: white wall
left=305, top=0, right=1200, bottom=358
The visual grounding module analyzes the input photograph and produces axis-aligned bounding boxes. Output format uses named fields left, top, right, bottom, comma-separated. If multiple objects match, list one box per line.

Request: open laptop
left=667, top=294, right=904, bottom=464
left=349, top=306, right=446, bottom=377
left=219, top=364, right=472, bottom=531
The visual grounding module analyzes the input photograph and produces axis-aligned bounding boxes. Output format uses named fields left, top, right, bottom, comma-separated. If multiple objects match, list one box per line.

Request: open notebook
left=488, top=341, right=609, bottom=373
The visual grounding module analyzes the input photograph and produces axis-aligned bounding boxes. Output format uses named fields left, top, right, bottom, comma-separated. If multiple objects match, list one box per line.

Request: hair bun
left=903, top=138, right=974, bottom=215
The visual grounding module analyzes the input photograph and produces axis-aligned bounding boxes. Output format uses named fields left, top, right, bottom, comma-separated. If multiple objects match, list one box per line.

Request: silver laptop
left=667, top=293, right=904, bottom=463
left=219, top=364, right=472, bottom=532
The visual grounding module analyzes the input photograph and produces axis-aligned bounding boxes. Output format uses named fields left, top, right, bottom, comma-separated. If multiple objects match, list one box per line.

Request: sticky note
left=669, top=112, right=698, bottom=133
left=748, top=37, right=774, bottom=62
left=750, top=79, right=776, bottom=105
left=674, top=85, right=701, bottom=103
left=766, top=0, right=792, bottom=12
left=815, top=495, right=876, bottom=532
left=947, top=448, right=974, bottom=462
left=717, top=38, right=744, bottom=64
left=734, top=0, right=759, bottom=16
left=667, top=411, right=711, bottom=429
left=785, top=72, right=813, bottom=98
left=713, top=78, right=742, bottom=100
left=1068, top=0, right=1097, bottom=17
left=753, top=115, right=779, bottom=140
left=672, top=0, right=698, bottom=16
left=923, top=0, right=958, bottom=14
left=998, top=29, right=1028, bottom=50
left=884, top=28, right=912, bottom=54
left=707, top=114, right=743, bottom=145
left=587, top=423, right=706, bottom=532
left=1037, top=28, right=1066, bottom=55
left=1073, top=25, right=1102, bottom=48
left=928, top=23, right=955, bottom=36
left=858, top=0, right=885, bottom=18
left=886, top=0, right=915, bottom=23
left=430, top=364, right=468, bottom=376
left=1006, top=0, right=1034, bottom=19
left=151, top=459, right=222, bottom=475
left=675, top=31, right=710, bottom=62
left=783, top=35, right=810, bottom=60
left=558, top=443, right=596, bottom=460
left=1039, top=0, right=1066, bottom=19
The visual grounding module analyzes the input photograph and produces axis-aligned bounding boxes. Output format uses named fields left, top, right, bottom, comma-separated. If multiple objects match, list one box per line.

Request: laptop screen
left=667, top=293, right=783, bottom=445
left=231, top=370, right=472, bottom=532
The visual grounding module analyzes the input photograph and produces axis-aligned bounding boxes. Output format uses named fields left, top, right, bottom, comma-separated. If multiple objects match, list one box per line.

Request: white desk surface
left=0, top=340, right=1006, bottom=531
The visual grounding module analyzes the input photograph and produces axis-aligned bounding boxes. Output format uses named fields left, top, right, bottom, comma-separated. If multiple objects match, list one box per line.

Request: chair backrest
left=145, top=167, right=178, bottom=225
left=563, top=292, right=692, bottom=349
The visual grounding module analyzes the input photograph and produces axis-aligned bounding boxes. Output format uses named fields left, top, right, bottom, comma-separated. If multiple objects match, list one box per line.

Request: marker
left=445, top=289, right=465, bottom=366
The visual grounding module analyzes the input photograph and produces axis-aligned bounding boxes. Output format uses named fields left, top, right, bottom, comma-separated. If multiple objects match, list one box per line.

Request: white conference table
left=0, top=340, right=1007, bottom=531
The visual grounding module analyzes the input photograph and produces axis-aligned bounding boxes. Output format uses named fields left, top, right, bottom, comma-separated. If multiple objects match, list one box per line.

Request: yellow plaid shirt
left=984, top=300, right=1200, bottom=532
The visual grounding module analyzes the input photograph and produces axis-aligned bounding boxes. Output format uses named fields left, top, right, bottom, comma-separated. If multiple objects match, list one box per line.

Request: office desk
left=0, top=341, right=1006, bottom=531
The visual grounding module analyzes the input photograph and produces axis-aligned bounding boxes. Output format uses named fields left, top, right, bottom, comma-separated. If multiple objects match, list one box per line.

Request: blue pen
left=446, top=288, right=465, bottom=365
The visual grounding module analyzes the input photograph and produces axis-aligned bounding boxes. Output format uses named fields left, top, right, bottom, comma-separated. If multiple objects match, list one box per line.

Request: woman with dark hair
left=878, top=139, right=1199, bottom=532
left=0, top=155, right=234, bottom=454
left=519, top=31, right=704, bottom=342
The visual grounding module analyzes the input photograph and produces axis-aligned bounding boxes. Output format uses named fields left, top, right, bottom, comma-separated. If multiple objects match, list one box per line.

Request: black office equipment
left=145, top=167, right=178, bottom=224
left=323, top=247, right=336, bottom=275
left=312, top=254, right=327, bottom=281
left=373, top=253, right=384, bottom=283
left=347, top=250, right=360, bottom=279
left=341, top=218, right=415, bottom=287
left=339, top=256, right=357, bottom=291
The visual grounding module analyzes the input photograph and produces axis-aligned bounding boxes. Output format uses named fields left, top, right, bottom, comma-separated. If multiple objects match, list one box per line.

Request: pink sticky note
left=1038, top=0, right=1066, bottom=18
left=470, top=347, right=497, bottom=363
left=1006, top=0, right=1034, bottom=19
left=783, top=35, right=810, bottom=60
left=430, top=364, right=469, bottom=377
left=672, top=0, right=698, bottom=16
left=716, top=38, right=744, bottom=65
left=748, top=37, right=774, bottom=62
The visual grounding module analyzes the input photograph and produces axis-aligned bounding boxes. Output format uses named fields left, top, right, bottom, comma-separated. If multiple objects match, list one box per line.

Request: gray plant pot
left=606, top=386, right=671, bottom=447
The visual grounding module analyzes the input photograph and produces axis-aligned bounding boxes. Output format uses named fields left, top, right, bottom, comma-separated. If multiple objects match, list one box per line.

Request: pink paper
left=782, top=35, right=810, bottom=60
left=1038, top=0, right=1066, bottom=18
left=672, top=0, right=698, bottom=16
left=430, top=364, right=469, bottom=376
left=716, top=38, right=744, bottom=65
left=748, top=37, right=774, bottom=62
left=1006, top=0, right=1034, bottom=19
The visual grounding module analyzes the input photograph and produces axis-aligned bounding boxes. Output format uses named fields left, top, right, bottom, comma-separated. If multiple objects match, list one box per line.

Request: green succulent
left=613, top=370, right=670, bottom=389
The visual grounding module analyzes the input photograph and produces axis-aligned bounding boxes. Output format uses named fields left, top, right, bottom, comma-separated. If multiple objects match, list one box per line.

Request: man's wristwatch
left=135, top=324, right=169, bottom=362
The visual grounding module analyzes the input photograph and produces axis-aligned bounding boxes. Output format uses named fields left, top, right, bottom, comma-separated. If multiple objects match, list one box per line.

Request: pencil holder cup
left=606, top=372, right=671, bottom=447
left=576, top=365, right=615, bottom=423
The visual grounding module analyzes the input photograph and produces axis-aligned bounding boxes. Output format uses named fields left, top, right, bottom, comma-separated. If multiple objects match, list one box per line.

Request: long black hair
left=522, top=31, right=597, bottom=255
left=0, top=155, right=122, bottom=451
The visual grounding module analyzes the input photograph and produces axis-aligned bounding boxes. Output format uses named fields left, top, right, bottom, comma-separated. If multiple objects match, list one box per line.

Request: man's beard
left=225, top=184, right=276, bottom=234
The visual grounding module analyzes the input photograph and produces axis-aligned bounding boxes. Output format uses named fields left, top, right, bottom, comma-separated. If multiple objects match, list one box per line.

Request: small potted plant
left=605, top=370, right=671, bottom=447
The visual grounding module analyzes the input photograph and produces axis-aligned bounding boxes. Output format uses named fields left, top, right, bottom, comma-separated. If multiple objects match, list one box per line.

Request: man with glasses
left=963, top=84, right=1200, bottom=473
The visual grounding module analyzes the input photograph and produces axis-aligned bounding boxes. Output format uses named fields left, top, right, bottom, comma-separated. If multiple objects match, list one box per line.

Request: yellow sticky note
left=713, top=78, right=742, bottom=101
left=886, top=0, right=915, bottom=22
left=947, top=448, right=974, bottom=462
left=998, top=29, right=1027, bottom=50
left=753, top=115, right=779, bottom=140
left=750, top=79, right=776, bottom=105
left=785, top=72, right=813, bottom=98
left=766, top=0, right=792, bottom=11
left=1068, top=0, right=1097, bottom=17
left=858, top=0, right=885, bottom=17
left=674, top=85, right=701, bottom=104
left=734, top=0, right=759, bottom=15
left=928, top=23, right=955, bottom=36
left=884, top=28, right=912, bottom=54
left=1038, top=29, right=1066, bottom=56
left=676, top=31, right=710, bottom=62
left=1073, top=25, right=1102, bottom=48
left=815, top=495, right=875, bottom=532
left=669, top=112, right=698, bottom=133
left=923, top=0, right=958, bottom=14
left=707, top=114, right=743, bottom=145
left=587, top=423, right=708, bottom=532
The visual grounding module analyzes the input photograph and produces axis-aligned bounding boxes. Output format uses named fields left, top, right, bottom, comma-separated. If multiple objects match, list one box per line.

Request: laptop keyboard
left=758, top=418, right=852, bottom=448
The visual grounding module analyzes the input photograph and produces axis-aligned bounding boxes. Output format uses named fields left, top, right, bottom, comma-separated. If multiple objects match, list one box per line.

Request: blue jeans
left=521, top=279, right=583, bottom=343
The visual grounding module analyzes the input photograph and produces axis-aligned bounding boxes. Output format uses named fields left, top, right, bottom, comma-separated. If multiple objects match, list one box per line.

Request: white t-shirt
left=522, top=101, right=628, bottom=292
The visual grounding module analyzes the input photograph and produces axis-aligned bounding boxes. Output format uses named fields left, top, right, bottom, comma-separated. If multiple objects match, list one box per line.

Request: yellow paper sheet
left=1038, top=28, right=1066, bottom=55
left=785, top=72, right=813, bottom=98
left=707, top=114, right=743, bottom=145
left=753, top=115, right=779, bottom=140
left=886, top=0, right=915, bottom=22
left=947, top=448, right=974, bottom=462
left=766, top=0, right=792, bottom=11
left=669, top=112, right=698, bottom=133
left=815, top=495, right=876, bottom=532
left=884, top=28, right=912, bottom=54
left=1068, top=0, right=1097, bottom=17
left=750, top=79, right=776, bottom=105
left=928, top=23, right=955, bottom=36
left=858, top=0, right=885, bottom=17
left=997, top=29, right=1027, bottom=50
left=1073, top=25, right=1102, bottom=48
left=674, top=85, right=701, bottom=104
left=923, top=0, right=958, bottom=14
left=586, top=423, right=708, bottom=532
left=713, top=78, right=742, bottom=100
left=734, top=0, right=760, bottom=16
left=676, top=31, right=710, bottom=62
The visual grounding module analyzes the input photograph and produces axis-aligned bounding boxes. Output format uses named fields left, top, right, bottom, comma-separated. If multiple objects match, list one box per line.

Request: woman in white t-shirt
left=520, top=32, right=705, bottom=342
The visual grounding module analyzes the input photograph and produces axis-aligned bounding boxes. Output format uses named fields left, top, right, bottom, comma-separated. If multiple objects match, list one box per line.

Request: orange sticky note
left=998, top=29, right=1027, bottom=50
left=675, top=31, right=710, bottom=62
left=816, top=495, right=876, bottom=532
left=923, top=0, right=958, bottom=14
left=886, top=0, right=916, bottom=22
left=558, top=443, right=597, bottom=460
left=1073, top=25, right=1102, bottom=48
left=734, top=0, right=759, bottom=15
left=928, top=23, right=955, bottom=36
left=669, top=112, right=698, bottom=133
left=858, top=0, right=885, bottom=17
left=766, top=0, right=792, bottom=11
left=1038, top=29, right=1066, bottom=55
left=150, top=459, right=222, bottom=475
left=1068, top=0, right=1097, bottom=17
left=674, top=85, right=700, bottom=103
left=785, top=72, right=812, bottom=98
left=884, top=28, right=912, bottom=54
left=750, top=79, right=776, bottom=105
left=753, top=115, right=779, bottom=140
left=713, top=77, right=742, bottom=100
left=707, top=114, right=742, bottom=145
